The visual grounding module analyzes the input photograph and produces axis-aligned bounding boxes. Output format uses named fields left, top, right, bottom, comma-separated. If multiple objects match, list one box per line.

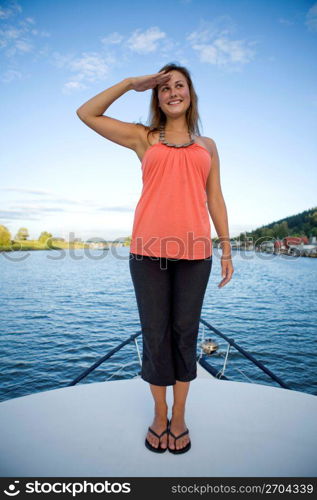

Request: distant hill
left=238, top=207, right=317, bottom=241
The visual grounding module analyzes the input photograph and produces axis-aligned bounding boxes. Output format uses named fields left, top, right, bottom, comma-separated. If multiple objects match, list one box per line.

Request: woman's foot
left=146, top=407, right=168, bottom=450
left=168, top=411, right=190, bottom=451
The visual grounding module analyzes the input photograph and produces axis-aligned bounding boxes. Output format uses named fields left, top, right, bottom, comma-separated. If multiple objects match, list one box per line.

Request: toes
left=169, top=437, right=175, bottom=449
left=147, top=428, right=170, bottom=449
left=148, top=434, right=158, bottom=448
left=160, top=437, right=167, bottom=448
left=176, top=436, right=188, bottom=450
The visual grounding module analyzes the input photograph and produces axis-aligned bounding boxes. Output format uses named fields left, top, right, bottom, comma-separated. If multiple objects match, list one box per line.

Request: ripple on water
left=0, top=249, right=316, bottom=401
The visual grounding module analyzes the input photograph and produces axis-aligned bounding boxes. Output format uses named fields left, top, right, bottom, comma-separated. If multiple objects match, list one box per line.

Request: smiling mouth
left=168, top=100, right=183, bottom=106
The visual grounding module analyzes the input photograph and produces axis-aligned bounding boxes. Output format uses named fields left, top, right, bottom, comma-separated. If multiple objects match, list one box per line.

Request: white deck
left=1, top=365, right=316, bottom=477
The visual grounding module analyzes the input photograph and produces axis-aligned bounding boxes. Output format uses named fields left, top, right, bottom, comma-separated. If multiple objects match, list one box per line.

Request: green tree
left=261, top=227, right=274, bottom=239
left=38, top=231, right=53, bottom=244
left=279, top=221, right=289, bottom=238
left=310, top=211, right=317, bottom=225
left=15, top=227, right=29, bottom=240
left=0, top=225, right=11, bottom=246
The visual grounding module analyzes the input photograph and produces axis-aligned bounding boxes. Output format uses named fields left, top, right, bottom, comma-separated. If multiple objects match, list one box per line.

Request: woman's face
left=157, top=70, right=191, bottom=118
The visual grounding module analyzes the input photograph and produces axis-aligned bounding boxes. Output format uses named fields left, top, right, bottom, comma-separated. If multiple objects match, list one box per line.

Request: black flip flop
left=145, top=418, right=170, bottom=453
left=168, top=428, right=191, bottom=454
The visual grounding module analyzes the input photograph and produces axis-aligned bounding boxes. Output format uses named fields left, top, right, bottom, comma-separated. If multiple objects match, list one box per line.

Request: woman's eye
left=162, top=84, right=183, bottom=91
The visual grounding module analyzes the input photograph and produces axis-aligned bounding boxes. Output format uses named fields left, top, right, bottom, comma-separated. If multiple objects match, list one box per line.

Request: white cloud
left=0, top=8, right=257, bottom=90
left=63, top=80, right=87, bottom=94
left=24, top=16, right=35, bottom=25
left=0, top=1, right=22, bottom=20
left=187, top=18, right=256, bottom=68
left=52, top=51, right=115, bottom=93
left=54, top=26, right=182, bottom=92
left=278, top=18, right=294, bottom=26
left=0, top=18, right=50, bottom=57
left=0, top=184, right=135, bottom=227
left=187, top=16, right=237, bottom=43
left=13, top=38, right=33, bottom=52
left=100, top=32, right=124, bottom=45
left=0, top=68, right=22, bottom=82
left=191, top=37, right=256, bottom=66
left=0, top=1, right=51, bottom=81
left=69, top=52, right=111, bottom=81
left=1, top=187, right=55, bottom=195
left=127, top=27, right=166, bottom=54
left=306, top=2, right=317, bottom=31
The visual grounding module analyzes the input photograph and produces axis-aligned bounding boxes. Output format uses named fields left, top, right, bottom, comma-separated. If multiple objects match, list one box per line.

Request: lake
left=0, top=246, right=316, bottom=402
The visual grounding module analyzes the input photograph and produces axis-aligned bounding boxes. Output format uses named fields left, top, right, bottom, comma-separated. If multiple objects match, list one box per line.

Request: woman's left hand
left=218, top=255, right=234, bottom=288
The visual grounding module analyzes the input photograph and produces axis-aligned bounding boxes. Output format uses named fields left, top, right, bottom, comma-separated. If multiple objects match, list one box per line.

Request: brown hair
left=136, top=62, right=203, bottom=145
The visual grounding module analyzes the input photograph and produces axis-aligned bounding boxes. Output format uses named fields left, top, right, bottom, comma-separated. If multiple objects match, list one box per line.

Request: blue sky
left=1, top=0, right=316, bottom=242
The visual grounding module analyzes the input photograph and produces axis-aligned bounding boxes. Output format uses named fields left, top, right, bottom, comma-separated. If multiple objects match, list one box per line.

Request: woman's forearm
left=208, top=197, right=232, bottom=256
left=76, top=78, right=134, bottom=118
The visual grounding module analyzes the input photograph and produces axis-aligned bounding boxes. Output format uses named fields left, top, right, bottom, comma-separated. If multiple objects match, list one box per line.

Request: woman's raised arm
left=76, top=71, right=170, bottom=151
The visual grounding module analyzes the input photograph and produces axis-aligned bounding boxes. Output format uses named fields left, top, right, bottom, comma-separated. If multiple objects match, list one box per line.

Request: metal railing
left=67, top=331, right=142, bottom=386
left=67, top=318, right=291, bottom=390
left=198, top=318, right=291, bottom=389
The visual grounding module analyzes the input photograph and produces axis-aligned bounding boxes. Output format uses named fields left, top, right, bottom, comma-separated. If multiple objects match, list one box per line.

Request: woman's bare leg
left=169, top=380, right=190, bottom=450
left=146, top=383, right=169, bottom=449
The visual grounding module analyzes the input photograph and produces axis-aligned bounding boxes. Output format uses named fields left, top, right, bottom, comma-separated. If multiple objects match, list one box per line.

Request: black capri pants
left=129, top=252, right=212, bottom=386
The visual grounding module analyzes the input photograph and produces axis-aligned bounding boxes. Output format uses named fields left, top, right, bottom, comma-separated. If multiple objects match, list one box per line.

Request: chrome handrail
left=67, top=331, right=142, bottom=386
left=67, top=318, right=291, bottom=390
left=198, top=318, right=291, bottom=389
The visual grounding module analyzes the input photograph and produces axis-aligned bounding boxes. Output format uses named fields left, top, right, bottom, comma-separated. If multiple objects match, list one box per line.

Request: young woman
left=76, top=63, right=234, bottom=455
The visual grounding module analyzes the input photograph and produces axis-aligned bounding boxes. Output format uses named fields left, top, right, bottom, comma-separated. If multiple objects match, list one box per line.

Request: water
left=0, top=247, right=316, bottom=402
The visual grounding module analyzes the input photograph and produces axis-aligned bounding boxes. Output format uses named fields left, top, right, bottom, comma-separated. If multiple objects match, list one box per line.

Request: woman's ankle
left=172, top=404, right=185, bottom=417
left=154, top=402, right=168, bottom=418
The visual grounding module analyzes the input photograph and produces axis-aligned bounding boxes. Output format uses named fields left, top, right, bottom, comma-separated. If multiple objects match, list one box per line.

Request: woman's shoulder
left=194, top=135, right=217, bottom=156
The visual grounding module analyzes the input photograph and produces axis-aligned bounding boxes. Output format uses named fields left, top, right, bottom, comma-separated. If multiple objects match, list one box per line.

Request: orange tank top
left=130, top=139, right=213, bottom=260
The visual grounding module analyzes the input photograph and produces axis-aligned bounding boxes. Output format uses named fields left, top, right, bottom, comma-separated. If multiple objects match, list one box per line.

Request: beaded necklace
left=159, top=124, right=195, bottom=148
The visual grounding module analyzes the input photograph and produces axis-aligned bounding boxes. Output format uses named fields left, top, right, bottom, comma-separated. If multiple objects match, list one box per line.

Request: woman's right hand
left=130, top=71, right=171, bottom=92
